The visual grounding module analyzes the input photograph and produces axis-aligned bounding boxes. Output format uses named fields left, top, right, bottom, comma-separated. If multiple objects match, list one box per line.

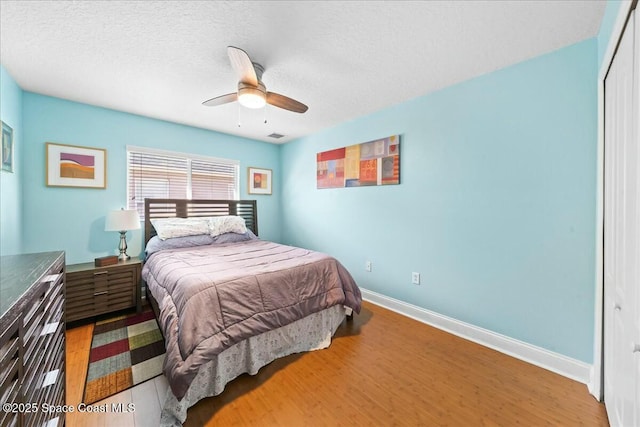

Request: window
left=127, top=146, right=239, bottom=218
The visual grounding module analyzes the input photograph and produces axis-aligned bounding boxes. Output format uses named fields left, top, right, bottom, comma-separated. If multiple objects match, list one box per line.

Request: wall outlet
left=412, top=272, right=420, bottom=285
left=366, top=261, right=372, bottom=272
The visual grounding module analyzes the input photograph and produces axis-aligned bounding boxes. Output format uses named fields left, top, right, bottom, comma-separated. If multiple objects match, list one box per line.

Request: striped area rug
left=83, top=309, right=166, bottom=404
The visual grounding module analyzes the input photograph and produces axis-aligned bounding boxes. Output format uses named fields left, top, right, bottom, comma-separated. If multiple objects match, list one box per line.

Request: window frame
left=126, top=145, right=240, bottom=218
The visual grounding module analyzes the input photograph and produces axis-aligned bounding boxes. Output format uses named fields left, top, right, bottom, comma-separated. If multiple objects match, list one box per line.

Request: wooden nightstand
left=66, top=257, right=142, bottom=323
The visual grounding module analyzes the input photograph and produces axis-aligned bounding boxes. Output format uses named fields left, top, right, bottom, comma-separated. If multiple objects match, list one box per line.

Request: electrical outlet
left=412, top=272, right=420, bottom=285
left=366, top=261, right=372, bottom=272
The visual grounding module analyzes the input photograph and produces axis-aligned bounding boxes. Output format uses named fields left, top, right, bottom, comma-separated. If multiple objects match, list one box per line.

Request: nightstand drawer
left=66, top=258, right=142, bottom=322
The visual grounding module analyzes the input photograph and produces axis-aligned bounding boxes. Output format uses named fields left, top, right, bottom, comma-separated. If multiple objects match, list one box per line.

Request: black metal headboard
left=144, top=199, right=258, bottom=244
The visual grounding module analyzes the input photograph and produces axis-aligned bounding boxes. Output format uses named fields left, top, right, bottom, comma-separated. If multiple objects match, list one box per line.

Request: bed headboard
left=144, top=198, right=258, bottom=244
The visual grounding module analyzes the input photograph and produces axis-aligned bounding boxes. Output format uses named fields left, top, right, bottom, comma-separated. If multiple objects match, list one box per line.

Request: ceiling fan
left=202, top=46, right=308, bottom=114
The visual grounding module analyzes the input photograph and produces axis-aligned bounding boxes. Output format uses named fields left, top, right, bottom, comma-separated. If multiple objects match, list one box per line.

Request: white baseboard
left=361, top=288, right=592, bottom=385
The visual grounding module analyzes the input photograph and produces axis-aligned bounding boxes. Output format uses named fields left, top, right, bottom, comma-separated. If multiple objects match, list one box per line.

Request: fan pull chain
left=237, top=103, right=242, bottom=127
left=264, top=105, right=268, bottom=124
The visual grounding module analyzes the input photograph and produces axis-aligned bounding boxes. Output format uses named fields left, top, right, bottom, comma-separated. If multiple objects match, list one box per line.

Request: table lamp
left=105, top=208, right=140, bottom=261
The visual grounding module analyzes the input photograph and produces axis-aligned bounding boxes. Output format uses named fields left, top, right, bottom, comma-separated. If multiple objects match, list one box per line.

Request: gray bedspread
left=142, top=240, right=362, bottom=400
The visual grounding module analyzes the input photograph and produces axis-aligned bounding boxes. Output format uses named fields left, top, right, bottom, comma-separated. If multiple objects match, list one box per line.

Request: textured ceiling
left=0, top=1, right=605, bottom=144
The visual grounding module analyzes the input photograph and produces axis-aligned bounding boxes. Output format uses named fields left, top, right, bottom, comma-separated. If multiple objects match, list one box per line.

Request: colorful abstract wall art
left=317, top=135, right=400, bottom=189
left=60, top=151, right=95, bottom=179
left=248, top=167, right=272, bottom=195
left=46, top=142, right=107, bottom=189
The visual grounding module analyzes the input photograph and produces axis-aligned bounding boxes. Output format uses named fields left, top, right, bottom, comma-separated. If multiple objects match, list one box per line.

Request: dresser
left=65, top=257, right=142, bottom=323
left=0, top=251, right=66, bottom=427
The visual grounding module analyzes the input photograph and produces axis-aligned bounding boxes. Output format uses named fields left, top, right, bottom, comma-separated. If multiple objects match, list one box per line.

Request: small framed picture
left=248, top=167, right=272, bottom=195
left=46, top=142, right=107, bottom=189
left=2, top=121, right=14, bottom=173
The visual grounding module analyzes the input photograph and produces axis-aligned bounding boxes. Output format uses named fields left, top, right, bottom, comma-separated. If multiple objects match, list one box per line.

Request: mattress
left=142, top=239, right=362, bottom=400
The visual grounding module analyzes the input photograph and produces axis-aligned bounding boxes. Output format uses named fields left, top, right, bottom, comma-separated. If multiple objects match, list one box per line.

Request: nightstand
left=65, top=257, right=142, bottom=323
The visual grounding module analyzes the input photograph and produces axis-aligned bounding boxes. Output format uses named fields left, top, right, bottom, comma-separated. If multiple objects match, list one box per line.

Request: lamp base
left=118, top=231, right=130, bottom=261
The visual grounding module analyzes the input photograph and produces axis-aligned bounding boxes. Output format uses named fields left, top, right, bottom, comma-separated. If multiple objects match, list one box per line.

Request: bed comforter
left=142, top=240, right=362, bottom=400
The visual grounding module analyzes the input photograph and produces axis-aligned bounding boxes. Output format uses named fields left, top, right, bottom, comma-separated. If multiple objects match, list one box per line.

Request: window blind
left=127, top=147, right=239, bottom=218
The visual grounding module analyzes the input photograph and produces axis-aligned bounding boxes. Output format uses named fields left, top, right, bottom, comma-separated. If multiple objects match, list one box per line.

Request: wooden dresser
left=0, top=251, right=66, bottom=427
left=66, top=257, right=142, bottom=323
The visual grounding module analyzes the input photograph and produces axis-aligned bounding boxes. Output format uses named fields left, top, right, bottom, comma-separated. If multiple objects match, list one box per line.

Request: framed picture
left=1, top=121, right=13, bottom=173
left=248, top=167, right=272, bottom=195
left=46, top=142, right=107, bottom=189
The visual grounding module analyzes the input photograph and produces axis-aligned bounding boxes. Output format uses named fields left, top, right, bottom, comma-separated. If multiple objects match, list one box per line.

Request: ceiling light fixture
left=237, top=82, right=266, bottom=109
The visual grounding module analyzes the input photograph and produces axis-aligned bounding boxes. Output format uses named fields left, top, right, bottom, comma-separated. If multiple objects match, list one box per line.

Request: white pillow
left=151, top=217, right=210, bottom=241
left=209, top=216, right=247, bottom=237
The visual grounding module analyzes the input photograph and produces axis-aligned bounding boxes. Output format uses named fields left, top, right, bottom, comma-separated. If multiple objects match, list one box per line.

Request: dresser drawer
left=0, top=317, right=20, bottom=427
left=0, top=251, right=66, bottom=427
left=24, top=325, right=64, bottom=408
left=23, top=274, right=64, bottom=377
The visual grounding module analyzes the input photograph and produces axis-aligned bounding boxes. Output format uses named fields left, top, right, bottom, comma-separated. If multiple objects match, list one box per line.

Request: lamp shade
left=105, top=209, right=141, bottom=231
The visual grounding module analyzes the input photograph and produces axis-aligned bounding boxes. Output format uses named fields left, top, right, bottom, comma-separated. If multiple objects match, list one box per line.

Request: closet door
left=604, top=9, right=639, bottom=427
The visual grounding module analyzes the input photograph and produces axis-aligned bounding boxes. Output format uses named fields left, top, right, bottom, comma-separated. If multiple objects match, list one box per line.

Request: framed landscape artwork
left=1, top=121, right=13, bottom=173
left=46, top=142, right=107, bottom=189
left=248, top=167, right=272, bottom=195
left=317, top=135, right=400, bottom=189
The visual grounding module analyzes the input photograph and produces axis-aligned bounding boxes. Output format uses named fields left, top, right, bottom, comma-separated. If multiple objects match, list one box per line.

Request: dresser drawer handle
left=43, top=274, right=62, bottom=285
left=94, top=271, right=108, bottom=276
left=93, top=291, right=108, bottom=296
left=40, top=322, right=59, bottom=336
left=42, top=369, right=59, bottom=388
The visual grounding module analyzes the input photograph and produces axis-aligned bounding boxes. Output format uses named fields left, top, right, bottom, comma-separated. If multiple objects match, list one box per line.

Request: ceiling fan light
left=238, top=87, right=266, bottom=109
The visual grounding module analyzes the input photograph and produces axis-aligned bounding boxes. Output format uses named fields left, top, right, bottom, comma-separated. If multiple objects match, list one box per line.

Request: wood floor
left=66, top=301, right=609, bottom=426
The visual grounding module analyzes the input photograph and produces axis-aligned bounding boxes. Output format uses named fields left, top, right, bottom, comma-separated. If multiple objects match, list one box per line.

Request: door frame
left=591, top=0, right=636, bottom=400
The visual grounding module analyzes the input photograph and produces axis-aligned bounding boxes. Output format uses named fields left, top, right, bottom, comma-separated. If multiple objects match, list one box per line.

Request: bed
left=140, top=198, right=362, bottom=426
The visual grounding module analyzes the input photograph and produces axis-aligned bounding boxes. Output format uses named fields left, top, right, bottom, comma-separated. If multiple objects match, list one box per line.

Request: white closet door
left=604, top=9, right=639, bottom=427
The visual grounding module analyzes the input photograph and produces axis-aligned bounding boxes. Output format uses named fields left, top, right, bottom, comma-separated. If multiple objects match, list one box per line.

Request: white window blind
left=127, top=146, right=239, bottom=218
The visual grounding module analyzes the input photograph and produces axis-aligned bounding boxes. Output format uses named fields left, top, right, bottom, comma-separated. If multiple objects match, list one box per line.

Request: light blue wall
left=0, top=66, right=23, bottom=256
left=22, top=93, right=282, bottom=264
left=597, top=1, right=626, bottom=69
left=281, top=39, right=598, bottom=363
left=6, top=29, right=603, bottom=363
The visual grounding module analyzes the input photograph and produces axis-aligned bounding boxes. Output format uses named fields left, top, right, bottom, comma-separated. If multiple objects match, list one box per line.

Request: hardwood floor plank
left=66, top=301, right=608, bottom=426
left=65, top=323, right=95, bottom=427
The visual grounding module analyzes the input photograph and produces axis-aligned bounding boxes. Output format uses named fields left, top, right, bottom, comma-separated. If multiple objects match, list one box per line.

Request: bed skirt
left=160, top=304, right=347, bottom=426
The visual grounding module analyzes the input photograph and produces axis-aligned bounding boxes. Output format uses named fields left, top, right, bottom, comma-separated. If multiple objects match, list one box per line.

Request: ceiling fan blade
left=227, top=46, right=258, bottom=86
left=202, top=93, right=238, bottom=107
left=267, top=92, right=308, bottom=113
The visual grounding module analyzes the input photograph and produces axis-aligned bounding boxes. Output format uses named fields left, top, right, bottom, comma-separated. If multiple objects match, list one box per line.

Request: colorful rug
left=83, top=309, right=166, bottom=404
